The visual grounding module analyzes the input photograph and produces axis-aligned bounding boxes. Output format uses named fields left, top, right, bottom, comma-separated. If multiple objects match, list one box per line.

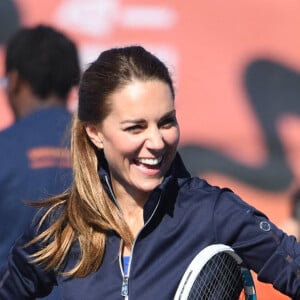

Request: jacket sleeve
left=213, top=188, right=300, bottom=299
left=0, top=213, right=57, bottom=299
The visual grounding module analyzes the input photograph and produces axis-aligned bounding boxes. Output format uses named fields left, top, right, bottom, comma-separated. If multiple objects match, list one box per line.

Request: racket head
left=174, top=244, right=256, bottom=300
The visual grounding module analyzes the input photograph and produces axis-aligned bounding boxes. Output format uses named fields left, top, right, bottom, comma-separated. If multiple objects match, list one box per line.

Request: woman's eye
left=160, top=117, right=177, bottom=128
left=125, top=125, right=143, bottom=133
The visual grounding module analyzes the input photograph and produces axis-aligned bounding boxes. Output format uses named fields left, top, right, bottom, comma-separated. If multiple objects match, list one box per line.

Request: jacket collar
left=97, top=152, right=191, bottom=221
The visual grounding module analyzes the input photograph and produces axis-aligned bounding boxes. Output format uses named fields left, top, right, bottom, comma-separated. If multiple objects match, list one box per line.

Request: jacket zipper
left=104, top=175, right=162, bottom=299
left=104, top=175, right=130, bottom=299
left=121, top=274, right=129, bottom=298
left=119, top=197, right=160, bottom=300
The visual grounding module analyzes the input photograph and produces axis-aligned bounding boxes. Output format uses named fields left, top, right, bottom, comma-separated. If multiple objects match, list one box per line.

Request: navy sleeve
left=0, top=215, right=57, bottom=299
left=213, top=189, right=300, bottom=298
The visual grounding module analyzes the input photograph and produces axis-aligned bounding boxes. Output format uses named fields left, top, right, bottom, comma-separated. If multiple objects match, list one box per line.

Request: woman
left=1, top=45, right=300, bottom=299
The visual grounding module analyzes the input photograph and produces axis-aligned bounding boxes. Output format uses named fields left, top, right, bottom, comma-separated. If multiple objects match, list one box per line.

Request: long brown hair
left=28, top=46, right=175, bottom=277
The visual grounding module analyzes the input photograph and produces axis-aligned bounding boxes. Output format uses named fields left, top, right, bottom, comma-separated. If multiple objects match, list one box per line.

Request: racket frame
left=174, top=244, right=257, bottom=300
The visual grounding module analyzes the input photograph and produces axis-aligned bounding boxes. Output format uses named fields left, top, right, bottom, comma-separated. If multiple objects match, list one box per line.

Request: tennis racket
left=174, top=244, right=257, bottom=300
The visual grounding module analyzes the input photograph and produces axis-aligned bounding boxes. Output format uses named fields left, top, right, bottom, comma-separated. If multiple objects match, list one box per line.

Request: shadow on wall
left=0, top=0, right=20, bottom=45
left=179, top=59, right=300, bottom=192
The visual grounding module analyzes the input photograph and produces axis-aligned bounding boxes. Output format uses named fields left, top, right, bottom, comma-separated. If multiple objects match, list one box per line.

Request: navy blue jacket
left=0, top=107, right=73, bottom=300
left=1, top=154, right=300, bottom=299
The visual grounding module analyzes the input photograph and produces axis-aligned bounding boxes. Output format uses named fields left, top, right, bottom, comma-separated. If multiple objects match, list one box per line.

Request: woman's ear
left=85, top=124, right=104, bottom=149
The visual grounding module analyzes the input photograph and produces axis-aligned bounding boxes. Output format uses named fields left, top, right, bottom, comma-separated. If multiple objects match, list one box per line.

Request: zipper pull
left=121, top=275, right=129, bottom=297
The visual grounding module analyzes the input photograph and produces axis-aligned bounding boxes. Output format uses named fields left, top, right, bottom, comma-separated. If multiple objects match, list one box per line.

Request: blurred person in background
left=0, top=24, right=80, bottom=300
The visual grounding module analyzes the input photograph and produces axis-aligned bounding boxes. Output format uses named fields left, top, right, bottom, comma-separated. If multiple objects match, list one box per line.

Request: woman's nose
left=145, top=128, right=164, bottom=149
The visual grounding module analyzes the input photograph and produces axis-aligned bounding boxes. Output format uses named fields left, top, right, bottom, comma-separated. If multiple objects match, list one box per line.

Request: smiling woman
left=2, top=45, right=300, bottom=299
left=85, top=79, right=179, bottom=208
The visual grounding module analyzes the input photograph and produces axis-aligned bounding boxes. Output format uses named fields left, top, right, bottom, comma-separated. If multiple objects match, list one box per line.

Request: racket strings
left=187, top=253, right=243, bottom=300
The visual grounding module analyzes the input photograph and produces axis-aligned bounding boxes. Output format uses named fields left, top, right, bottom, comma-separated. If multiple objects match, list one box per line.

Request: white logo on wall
left=54, top=0, right=177, bottom=36
left=54, top=0, right=179, bottom=82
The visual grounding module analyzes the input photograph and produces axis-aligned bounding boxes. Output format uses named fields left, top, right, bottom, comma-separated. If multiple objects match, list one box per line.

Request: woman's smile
left=133, top=156, right=163, bottom=176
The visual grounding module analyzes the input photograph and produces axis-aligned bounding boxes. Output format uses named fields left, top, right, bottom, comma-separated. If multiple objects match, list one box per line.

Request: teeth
left=137, top=156, right=162, bottom=165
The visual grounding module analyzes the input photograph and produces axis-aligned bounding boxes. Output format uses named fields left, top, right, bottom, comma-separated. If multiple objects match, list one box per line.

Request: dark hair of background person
left=5, top=24, right=80, bottom=101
